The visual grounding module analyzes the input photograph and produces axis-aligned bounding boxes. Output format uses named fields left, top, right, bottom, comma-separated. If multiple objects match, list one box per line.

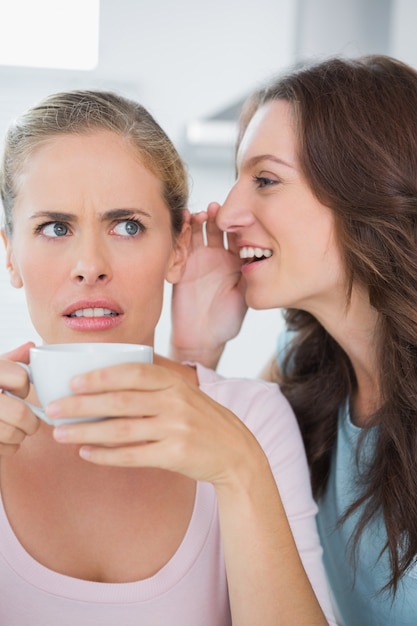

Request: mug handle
left=3, top=362, right=111, bottom=426
left=2, top=390, right=54, bottom=425
left=2, top=361, right=53, bottom=422
left=2, top=390, right=108, bottom=427
left=3, top=361, right=105, bottom=426
left=16, top=361, right=33, bottom=382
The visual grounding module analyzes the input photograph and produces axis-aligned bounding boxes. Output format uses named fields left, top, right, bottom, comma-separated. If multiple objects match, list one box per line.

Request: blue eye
left=113, top=219, right=144, bottom=236
left=253, top=176, right=277, bottom=188
left=41, top=222, right=69, bottom=237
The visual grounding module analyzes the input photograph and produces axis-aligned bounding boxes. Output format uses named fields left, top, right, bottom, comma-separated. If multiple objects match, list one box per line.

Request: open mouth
left=239, top=246, right=273, bottom=264
left=67, top=308, right=119, bottom=318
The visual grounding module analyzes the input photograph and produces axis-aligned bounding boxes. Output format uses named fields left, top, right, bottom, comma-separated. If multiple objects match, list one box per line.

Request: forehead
left=24, top=130, right=144, bottom=171
left=237, top=100, right=297, bottom=168
left=15, top=130, right=164, bottom=204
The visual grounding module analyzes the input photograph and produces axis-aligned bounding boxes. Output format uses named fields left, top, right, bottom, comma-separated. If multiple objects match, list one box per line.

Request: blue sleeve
left=276, top=327, right=297, bottom=370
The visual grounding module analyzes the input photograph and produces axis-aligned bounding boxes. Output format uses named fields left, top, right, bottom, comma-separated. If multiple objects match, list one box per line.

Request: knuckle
left=170, top=433, right=192, bottom=461
left=0, top=442, right=20, bottom=456
left=7, top=401, right=35, bottom=433
left=112, top=391, right=134, bottom=415
left=96, top=367, right=112, bottom=385
left=116, top=445, right=140, bottom=467
left=111, top=417, right=135, bottom=441
left=0, top=422, right=24, bottom=445
left=166, top=386, right=188, bottom=414
left=13, top=401, right=30, bottom=423
left=64, top=393, right=84, bottom=415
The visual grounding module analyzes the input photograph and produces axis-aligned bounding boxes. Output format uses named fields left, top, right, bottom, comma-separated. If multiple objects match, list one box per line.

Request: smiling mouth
left=67, top=308, right=119, bottom=318
left=239, top=246, right=273, bottom=264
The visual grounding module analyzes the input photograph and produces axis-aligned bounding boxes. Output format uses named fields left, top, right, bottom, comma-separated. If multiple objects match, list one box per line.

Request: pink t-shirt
left=0, top=363, right=335, bottom=625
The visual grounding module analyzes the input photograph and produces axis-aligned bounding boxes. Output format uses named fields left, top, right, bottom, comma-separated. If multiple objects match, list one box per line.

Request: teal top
left=278, top=333, right=417, bottom=625
left=318, top=400, right=417, bottom=625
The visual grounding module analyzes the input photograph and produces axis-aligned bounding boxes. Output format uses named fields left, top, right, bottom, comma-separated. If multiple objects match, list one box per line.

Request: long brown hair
left=239, top=55, right=417, bottom=594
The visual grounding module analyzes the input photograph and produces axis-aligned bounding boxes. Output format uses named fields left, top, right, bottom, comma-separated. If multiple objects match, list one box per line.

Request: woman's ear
left=165, top=222, right=191, bottom=285
left=1, top=229, right=23, bottom=289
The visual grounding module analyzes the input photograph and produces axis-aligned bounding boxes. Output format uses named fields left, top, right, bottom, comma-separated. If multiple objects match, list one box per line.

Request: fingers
left=51, top=402, right=188, bottom=470
left=0, top=442, right=21, bottom=456
left=0, top=389, right=40, bottom=456
left=204, top=202, right=225, bottom=248
left=71, top=362, right=175, bottom=395
left=206, top=201, right=221, bottom=220
left=0, top=391, right=40, bottom=435
left=46, top=362, right=256, bottom=485
left=1, top=341, right=35, bottom=365
left=53, top=414, right=160, bottom=446
left=190, top=202, right=226, bottom=251
left=51, top=397, right=218, bottom=478
left=45, top=363, right=184, bottom=421
left=0, top=357, right=31, bottom=398
left=77, top=441, right=164, bottom=468
left=188, top=210, right=208, bottom=250
left=0, top=350, right=41, bottom=455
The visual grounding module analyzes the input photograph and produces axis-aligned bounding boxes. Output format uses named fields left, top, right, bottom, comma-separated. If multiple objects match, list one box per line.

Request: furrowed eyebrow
left=29, top=208, right=151, bottom=222
left=101, top=208, right=151, bottom=221
left=29, top=211, right=77, bottom=222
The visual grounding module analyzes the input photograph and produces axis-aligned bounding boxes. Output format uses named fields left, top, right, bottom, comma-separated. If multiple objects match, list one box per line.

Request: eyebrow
left=242, top=154, right=295, bottom=170
left=29, top=208, right=151, bottom=222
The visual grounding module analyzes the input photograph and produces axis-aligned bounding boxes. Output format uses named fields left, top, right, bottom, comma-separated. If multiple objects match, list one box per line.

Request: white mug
left=5, top=342, right=153, bottom=426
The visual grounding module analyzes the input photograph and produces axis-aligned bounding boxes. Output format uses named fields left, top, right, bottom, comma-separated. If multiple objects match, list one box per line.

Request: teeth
left=239, top=246, right=272, bottom=260
left=70, top=308, right=117, bottom=318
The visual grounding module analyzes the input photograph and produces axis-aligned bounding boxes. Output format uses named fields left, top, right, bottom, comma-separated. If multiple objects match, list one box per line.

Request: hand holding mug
left=0, top=342, right=39, bottom=454
left=3, top=343, right=153, bottom=426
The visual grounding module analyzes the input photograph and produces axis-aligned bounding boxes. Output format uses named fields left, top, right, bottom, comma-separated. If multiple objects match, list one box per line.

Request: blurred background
left=0, top=0, right=416, bottom=377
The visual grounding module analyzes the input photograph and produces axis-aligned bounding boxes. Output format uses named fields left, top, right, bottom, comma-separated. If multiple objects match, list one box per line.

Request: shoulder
left=194, top=362, right=303, bottom=455
left=195, top=361, right=290, bottom=413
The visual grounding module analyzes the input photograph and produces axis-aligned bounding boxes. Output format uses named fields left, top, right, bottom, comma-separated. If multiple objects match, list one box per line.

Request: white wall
left=0, top=0, right=297, bottom=377
left=1, top=0, right=417, bottom=378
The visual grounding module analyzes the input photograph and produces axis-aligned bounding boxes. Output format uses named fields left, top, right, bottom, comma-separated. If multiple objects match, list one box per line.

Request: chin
left=245, top=290, right=279, bottom=310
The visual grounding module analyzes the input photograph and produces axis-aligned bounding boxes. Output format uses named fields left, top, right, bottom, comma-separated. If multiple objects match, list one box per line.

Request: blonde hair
left=1, top=90, right=188, bottom=236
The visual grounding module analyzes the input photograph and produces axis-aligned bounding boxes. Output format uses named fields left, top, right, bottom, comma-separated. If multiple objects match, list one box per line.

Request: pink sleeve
left=199, top=369, right=337, bottom=625
left=245, top=383, right=336, bottom=624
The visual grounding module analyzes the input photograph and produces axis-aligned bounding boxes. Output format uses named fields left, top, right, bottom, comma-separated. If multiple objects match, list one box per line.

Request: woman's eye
left=253, top=175, right=277, bottom=188
left=40, top=222, right=69, bottom=237
left=113, top=219, right=144, bottom=236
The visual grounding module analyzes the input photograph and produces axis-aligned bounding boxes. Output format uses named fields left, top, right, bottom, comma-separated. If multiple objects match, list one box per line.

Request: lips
left=62, top=300, right=124, bottom=333
left=62, top=300, right=123, bottom=318
left=68, top=308, right=118, bottom=318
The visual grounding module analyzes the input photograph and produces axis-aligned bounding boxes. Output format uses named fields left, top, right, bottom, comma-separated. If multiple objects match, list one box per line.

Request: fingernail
left=70, top=375, right=85, bottom=391
left=46, top=402, right=61, bottom=417
left=53, top=426, right=67, bottom=441
left=79, top=447, right=91, bottom=460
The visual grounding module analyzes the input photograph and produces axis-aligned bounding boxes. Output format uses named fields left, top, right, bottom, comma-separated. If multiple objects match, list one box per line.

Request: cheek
left=118, top=251, right=170, bottom=303
left=19, top=256, right=57, bottom=287
left=18, top=252, right=65, bottom=309
left=21, top=274, right=53, bottom=316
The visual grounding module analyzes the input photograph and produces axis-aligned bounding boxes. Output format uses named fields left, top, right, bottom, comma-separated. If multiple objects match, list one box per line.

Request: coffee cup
left=4, top=342, right=153, bottom=426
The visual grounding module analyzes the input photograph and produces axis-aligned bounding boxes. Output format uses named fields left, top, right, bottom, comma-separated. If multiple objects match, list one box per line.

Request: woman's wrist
left=169, top=341, right=225, bottom=370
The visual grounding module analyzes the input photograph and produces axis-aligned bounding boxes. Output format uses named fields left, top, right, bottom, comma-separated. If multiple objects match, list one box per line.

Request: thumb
left=1, top=341, right=36, bottom=364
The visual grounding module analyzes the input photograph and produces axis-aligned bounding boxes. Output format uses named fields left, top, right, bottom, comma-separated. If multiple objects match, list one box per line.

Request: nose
left=70, top=234, right=112, bottom=285
left=216, top=181, right=254, bottom=232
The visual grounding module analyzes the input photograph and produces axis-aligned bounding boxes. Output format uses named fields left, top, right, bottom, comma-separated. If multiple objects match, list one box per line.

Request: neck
left=310, top=283, right=381, bottom=426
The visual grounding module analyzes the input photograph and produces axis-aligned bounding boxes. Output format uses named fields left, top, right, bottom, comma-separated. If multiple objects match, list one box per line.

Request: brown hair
left=239, top=55, right=417, bottom=594
left=0, top=90, right=188, bottom=237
